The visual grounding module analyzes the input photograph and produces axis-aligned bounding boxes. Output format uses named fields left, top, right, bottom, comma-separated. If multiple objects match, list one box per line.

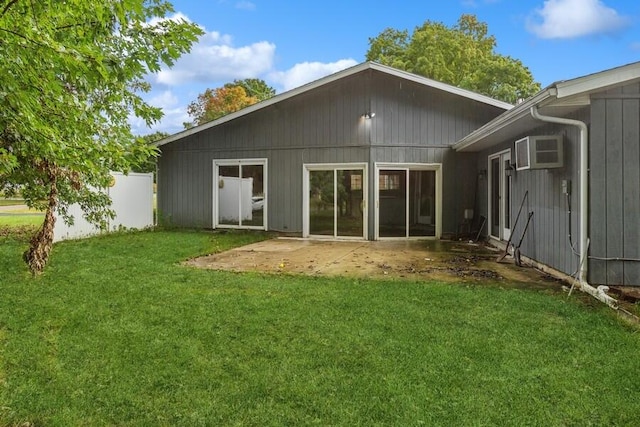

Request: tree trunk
left=24, top=170, right=58, bottom=275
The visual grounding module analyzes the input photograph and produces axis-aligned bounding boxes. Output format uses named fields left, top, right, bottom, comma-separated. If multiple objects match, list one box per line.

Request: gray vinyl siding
left=369, top=73, right=502, bottom=146
left=157, top=149, right=213, bottom=228
left=475, top=108, right=586, bottom=278
left=158, top=68, right=505, bottom=237
left=589, top=83, right=640, bottom=286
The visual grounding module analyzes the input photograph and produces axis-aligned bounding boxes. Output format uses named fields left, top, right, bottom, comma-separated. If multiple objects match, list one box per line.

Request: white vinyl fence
left=218, top=176, right=253, bottom=223
left=53, top=172, right=153, bottom=242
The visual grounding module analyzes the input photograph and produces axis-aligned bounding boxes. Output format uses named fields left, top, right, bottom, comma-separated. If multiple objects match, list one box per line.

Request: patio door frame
left=302, top=163, right=368, bottom=240
left=213, top=158, right=268, bottom=230
left=374, top=162, right=442, bottom=240
left=488, top=149, right=512, bottom=241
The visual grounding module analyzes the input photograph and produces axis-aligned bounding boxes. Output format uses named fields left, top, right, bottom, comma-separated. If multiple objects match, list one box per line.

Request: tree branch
left=0, top=0, right=19, bottom=19
left=29, top=0, right=39, bottom=31
left=0, top=27, right=98, bottom=63
left=56, top=20, right=100, bottom=31
left=0, top=27, right=47, bottom=47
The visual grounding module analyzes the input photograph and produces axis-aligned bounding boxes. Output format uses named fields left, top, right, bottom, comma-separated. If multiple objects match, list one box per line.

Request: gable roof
left=153, top=61, right=513, bottom=148
left=454, top=61, right=640, bottom=152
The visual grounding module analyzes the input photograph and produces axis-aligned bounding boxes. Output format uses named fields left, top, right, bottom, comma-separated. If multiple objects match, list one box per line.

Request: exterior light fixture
left=363, top=112, right=375, bottom=119
left=505, top=162, right=516, bottom=177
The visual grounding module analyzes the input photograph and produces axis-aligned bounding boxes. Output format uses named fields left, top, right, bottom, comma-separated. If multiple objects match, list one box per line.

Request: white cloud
left=137, top=13, right=362, bottom=134
left=269, top=59, right=359, bottom=92
left=131, top=90, right=190, bottom=135
left=236, top=1, right=256, bottom=10
left=150, top=90, right=179, bottom=108
left=527, top=0, right=630, bottom=39
left=146, top=11, right=192, bottom=27
left=138, top=58, right=361, bottom=134
left=147, top=12, right=355, bottom=93
left=153, top=29, right=275, bottom=86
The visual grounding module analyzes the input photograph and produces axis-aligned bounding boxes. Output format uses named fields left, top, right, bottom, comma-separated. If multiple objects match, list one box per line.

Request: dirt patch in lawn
left=186, top=238, right=564, bottom=288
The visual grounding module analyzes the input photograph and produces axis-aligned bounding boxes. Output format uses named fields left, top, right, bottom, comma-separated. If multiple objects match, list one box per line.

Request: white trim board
left=374, top=162, right=442, bottom=240
left=212, top=158, right=268, bottom=231
left=302, top=162, right=369, bottom=240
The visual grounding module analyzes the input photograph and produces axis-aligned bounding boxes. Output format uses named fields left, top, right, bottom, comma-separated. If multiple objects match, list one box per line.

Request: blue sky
left=133, top=0, right=640, bottom=135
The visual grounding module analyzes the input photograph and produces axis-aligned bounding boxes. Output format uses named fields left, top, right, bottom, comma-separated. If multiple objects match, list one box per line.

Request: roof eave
left=555, top=62, right=640, bottom=98
left=152, top=62, right=375, bottom=148
left=453, top=88, right=557, bottom=152
left=153, top=62, right=512, bottom=148
left=368, top=63, right=513, bottom=110
left=453, top=62, right=640, bottom=152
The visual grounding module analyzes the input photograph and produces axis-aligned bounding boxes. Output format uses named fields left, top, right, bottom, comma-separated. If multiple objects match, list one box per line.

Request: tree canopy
left=0, top=0, right=202, bottom=273
left=231, top=78, right=276, bottom=102
left=366, top=14, right=541, bottom=104
left=185, top=79, right=275, bottom=127
left=134, top=132, right=170, bottom=175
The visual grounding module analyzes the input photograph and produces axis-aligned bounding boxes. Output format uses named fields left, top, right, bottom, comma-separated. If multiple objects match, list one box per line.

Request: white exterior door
left=488, top=150, right=512, bottom=241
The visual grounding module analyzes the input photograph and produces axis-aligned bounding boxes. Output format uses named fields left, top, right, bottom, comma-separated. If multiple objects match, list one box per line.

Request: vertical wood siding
left=475, top=109, right=586, bottom=278
left=369, top=73, right=502, bottom=147
left=158, top=68, right=505, bottom=238
left=470, top=84, right=640, bottom=287
left=590, top=83, right=640, bottom=286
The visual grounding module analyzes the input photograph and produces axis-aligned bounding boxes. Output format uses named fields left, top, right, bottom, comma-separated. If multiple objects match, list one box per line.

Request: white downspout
left=530, top=106, right=617, bottom=308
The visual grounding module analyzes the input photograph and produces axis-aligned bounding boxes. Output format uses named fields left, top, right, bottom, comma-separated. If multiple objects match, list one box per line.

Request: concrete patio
left=186, top=238, right=563, bottom=288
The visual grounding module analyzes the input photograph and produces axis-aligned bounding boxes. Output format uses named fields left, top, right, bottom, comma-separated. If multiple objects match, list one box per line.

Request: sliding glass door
left=378, top=169, right=407, bottom=237
left=309, top=170, right=335, bottom=235
left=214, top=159, right=267, bottom=230
left=305, top=164, right=367, bottom=239
left=376, top=164, right=440, bottom=239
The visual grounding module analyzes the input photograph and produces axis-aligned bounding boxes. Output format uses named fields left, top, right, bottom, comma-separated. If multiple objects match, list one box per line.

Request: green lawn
left=1, top=229, right=639, bottom=426
left=0, top=215, right=42, bottom=241
left=0, top=199, right=24, bottom=207
left=0, top=213, right=44, bottom=227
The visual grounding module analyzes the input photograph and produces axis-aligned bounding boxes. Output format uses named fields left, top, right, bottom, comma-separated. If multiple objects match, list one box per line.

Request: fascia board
left=369, top=63, right=513, bottom=110
left=154, top=62, right=512, bottom=148
left=153, top=62, right=374, bottom=147
left=450, top=61, right=640, bottom=152
left=453, top=88, right=556, bottom=152
left=555, top=62, right=640, bottom=99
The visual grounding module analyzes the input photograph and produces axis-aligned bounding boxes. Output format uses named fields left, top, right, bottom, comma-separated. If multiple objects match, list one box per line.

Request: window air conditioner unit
left=515, top=135, right=563, bottom=170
